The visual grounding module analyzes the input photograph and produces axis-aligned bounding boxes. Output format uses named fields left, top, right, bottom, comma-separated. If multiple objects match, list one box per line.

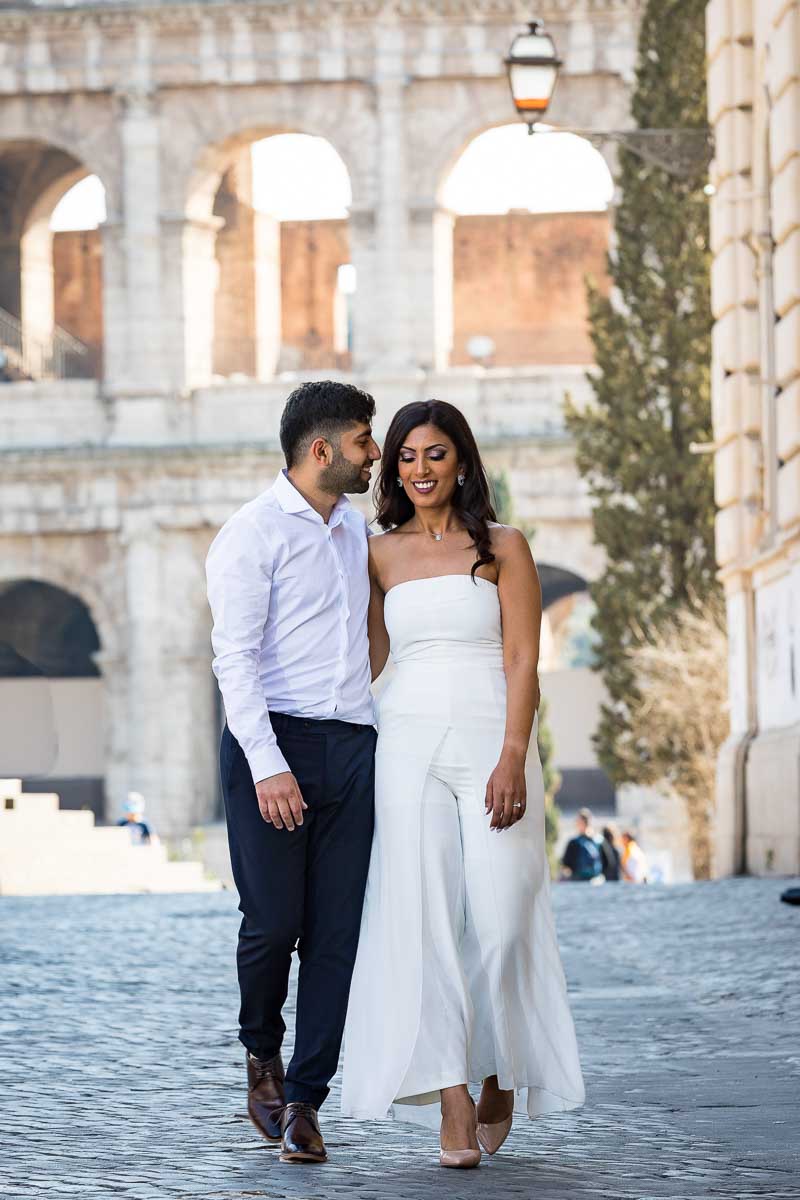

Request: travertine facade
left=706, top=0, right=800, bottom=874
left=0, top=0, right=640, bottom=835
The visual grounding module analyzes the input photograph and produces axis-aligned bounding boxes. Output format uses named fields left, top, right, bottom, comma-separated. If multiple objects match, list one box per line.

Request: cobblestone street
left=1, top=877, right=798, bottom=1200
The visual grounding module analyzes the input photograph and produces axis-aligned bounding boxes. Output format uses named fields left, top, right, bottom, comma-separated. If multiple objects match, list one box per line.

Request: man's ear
left=310, top=436, right=331, bottom=466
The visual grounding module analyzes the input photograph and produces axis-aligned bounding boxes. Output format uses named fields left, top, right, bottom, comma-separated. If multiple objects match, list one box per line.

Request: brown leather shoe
left=279, top=1101, right=327, bottom=1164
left=246, top=1051, right=285, bottom=1142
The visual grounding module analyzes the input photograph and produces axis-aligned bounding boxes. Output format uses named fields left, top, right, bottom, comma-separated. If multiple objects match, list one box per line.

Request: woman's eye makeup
left=398, top=450, right=448, bottom=462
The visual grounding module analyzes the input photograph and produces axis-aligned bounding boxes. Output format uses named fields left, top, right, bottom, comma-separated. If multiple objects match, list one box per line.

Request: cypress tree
left=564, top=0, right=717, bottom=784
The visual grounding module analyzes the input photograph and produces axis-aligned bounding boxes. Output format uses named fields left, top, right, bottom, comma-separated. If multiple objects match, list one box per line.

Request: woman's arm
left=485, top=528, right=542, bottom=830
left=367, top=545, right=390, bottom=681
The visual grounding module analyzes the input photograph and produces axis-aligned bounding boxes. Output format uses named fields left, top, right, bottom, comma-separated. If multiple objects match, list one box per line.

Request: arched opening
left=438, top=124, right=614, bottom=369
left=185, top=130, right=355, bottom=386
left=536, top=565, right=614, bottom=815
left=0, top=580, right=105, bottom=816
left=49, top=174, right=106, bottom=380
left=0, top=141, right=104, bottom=381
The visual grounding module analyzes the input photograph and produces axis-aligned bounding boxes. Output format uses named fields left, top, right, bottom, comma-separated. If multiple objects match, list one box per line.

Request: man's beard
left=321, top=446, right=370, bottom=495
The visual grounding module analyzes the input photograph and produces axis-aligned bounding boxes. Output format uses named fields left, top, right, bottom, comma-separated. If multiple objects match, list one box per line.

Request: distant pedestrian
left=561, top=808, right=604, bottom=882
left=599, top=825, right=622, bottom=881
left=117, top=791, right=152, bottom=845
left=620, top=832, right=648, bottom=883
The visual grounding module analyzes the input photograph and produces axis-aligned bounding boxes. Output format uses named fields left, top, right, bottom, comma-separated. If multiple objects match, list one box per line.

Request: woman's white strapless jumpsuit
left=341, top=574, right=585, bottom=1127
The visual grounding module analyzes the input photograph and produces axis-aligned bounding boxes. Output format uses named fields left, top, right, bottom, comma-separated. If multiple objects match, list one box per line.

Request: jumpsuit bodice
left=380, top=575, right=505, bottom=722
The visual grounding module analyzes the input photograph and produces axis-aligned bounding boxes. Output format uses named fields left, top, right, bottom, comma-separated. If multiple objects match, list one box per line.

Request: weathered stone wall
left=0, top=0, right=641, bottom=834
left=451, top=210, right=609, bottom=365
left=707, top=0, right=800, bottom=875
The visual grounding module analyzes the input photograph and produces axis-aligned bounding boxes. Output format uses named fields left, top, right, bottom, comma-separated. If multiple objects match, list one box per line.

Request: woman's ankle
left=440, top=1084, right=472, bottom=1110
left=477, top=1077, right=513, bottom=1122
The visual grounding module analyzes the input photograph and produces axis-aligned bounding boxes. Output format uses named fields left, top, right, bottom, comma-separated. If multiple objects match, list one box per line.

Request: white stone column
left=253, top=210, right=281, bottom=381
left=159, top=214, right=223, bottom=392
left=19, top=214, right=54, bottom=366
left=119, top=520, right=219, bottom=836
left=122, top=517, right=166, bottom=824
left=99, top=218, right=128, bottom=391
left=350, top=27, right=413, bottom=371
left=94, top=648, right=130, bottom=822
left=348, top=205, right=379, bottom=370
left=407, top=203, right=454, bottom=372
left=158, top=526, right=218, bottom=835
left=114, top=86, right=165, bottom=392
left=183, top=216, right=223, bottom=390
left=157, top=652, right=218, bottom=834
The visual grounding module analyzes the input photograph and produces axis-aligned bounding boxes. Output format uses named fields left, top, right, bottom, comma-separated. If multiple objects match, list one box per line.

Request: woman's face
left=396, top=423, right=463, bottom=510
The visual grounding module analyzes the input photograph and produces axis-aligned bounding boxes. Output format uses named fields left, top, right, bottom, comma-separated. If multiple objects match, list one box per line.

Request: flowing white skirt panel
left=340, top=662, right=585, bottom=1127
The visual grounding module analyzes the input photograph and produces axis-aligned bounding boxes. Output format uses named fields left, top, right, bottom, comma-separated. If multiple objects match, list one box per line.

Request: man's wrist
left=247, top=745, right=291, bottom=786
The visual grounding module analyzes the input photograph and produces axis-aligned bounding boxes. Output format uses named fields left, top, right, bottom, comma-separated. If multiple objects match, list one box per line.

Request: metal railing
left=0, top=306, right=94, bottom=381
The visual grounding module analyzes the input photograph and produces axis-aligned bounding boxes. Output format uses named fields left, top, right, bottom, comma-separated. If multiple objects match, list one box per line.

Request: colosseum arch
left=0, top=559, right=118, bottom=665
left=161, top=82, right=371, bottom=387
left=0, top=134, right=112, bottom=381
left=409, top=81, right=620, bottom=370
left=0, top=563, right=116, bottom=818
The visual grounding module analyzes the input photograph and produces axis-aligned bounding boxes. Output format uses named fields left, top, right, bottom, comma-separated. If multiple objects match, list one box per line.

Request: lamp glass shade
left=506, top=26, right=560, bottom=121
left=508, top=62, right=558, bottom=113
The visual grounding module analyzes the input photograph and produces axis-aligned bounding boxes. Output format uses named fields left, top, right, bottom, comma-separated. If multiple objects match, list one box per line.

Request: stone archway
left=178, top=116, right=361, bottom=388
left=0, top=137, right=106, bottom=380
left=0, top=577, right=106, bottom=816
left=535, top=561, right=612, bottom=814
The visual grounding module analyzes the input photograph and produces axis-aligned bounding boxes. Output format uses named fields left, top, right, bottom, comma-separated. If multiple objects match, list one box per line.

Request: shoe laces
left=285, top=1101, right=318, bottom=1125
left=248, top=1053, right=282, bottom=1081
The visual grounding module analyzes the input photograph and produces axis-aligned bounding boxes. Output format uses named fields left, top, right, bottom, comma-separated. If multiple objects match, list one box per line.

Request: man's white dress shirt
left=206, top=469, right=374, bottom=785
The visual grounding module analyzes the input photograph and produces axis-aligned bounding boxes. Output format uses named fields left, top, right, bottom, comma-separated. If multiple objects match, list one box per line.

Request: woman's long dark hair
left=375, top=399, right=497, bottom=579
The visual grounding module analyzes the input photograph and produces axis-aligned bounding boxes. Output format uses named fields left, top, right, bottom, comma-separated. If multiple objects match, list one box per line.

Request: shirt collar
left=271, top=469, right=352, bottom=527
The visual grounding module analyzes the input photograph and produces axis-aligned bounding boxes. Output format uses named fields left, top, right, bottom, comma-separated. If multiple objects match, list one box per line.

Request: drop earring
left=396, top=477, right=403, bottom=487
left=457, top=472, right=465, bottom=486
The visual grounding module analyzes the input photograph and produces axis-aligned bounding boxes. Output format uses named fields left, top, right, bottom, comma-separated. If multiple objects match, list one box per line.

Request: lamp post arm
left=532, top=126, right=715, bottom=180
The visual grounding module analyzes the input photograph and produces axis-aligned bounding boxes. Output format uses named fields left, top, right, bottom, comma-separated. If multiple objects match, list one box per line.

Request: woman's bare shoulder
left=488, top=523, right=532, bottom=559
left=368, top=524, right=411, bottom=569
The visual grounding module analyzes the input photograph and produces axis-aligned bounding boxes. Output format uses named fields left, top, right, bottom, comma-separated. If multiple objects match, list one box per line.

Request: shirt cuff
left=247, top=743, right=291, bottom=786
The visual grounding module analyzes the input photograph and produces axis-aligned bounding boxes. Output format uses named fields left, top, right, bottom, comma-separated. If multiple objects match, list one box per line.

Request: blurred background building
left=706, top=0, right=800, bottom=875
left=0, top=0, right=641, bottom=840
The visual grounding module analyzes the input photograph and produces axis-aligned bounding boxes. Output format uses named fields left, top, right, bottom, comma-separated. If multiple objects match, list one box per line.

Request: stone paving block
left=0, top=879, right=798, bottom=1198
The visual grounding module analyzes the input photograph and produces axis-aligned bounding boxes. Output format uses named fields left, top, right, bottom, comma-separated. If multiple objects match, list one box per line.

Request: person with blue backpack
left=561, top=808, right=604, bottom=882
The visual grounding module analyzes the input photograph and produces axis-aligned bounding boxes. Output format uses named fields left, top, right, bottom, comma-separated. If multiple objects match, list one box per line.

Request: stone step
left=0, top=784, right=221, bottom=896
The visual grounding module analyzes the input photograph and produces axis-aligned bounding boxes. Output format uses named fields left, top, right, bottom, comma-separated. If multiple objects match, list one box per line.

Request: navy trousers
left=221, top=713, right=376, bottom=1109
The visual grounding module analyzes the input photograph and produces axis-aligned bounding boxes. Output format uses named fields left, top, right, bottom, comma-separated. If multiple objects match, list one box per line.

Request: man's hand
left=255, top=772, right=307, bottom=831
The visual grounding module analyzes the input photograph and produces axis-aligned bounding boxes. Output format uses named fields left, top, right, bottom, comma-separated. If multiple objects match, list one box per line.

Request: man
left=599, top=824, right=622, bottom=882
left=117, top=792, right=152, bottom=845
left=206, top=380, right=381, bottom=1165
left=560, top=807, right=604, bottom=882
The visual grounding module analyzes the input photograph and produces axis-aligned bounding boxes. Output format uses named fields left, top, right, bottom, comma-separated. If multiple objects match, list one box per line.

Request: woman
left=341, top=400, right=584, bottom=1166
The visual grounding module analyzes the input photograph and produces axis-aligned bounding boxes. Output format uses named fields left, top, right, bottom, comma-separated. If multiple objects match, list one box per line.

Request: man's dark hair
left=279, top=380, right=376, bottom=468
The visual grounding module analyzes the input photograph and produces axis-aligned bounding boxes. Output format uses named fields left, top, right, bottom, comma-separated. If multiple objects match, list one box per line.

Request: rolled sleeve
left=206, top=517, right=290, bottom=785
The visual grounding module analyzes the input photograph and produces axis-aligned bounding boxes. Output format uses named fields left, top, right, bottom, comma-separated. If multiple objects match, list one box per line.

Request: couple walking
left=206, top=381, right=584, bottom=1169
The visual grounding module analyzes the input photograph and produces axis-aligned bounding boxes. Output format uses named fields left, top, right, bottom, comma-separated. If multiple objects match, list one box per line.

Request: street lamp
left=504, top=20, right=562, bottom=135
left=504, top=20, right=713, bottom=179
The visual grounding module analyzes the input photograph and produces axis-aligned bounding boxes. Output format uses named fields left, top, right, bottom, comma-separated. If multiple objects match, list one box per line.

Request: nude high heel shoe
left=439, top=1094, right=481, bottom=1168
left=439, top=1147, right=482, bottom=1169
left=476, top=1113, right=513, bottom=1155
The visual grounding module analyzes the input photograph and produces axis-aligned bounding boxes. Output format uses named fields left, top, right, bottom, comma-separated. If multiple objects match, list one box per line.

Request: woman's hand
left=485, top=747, right=527, bottom=830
